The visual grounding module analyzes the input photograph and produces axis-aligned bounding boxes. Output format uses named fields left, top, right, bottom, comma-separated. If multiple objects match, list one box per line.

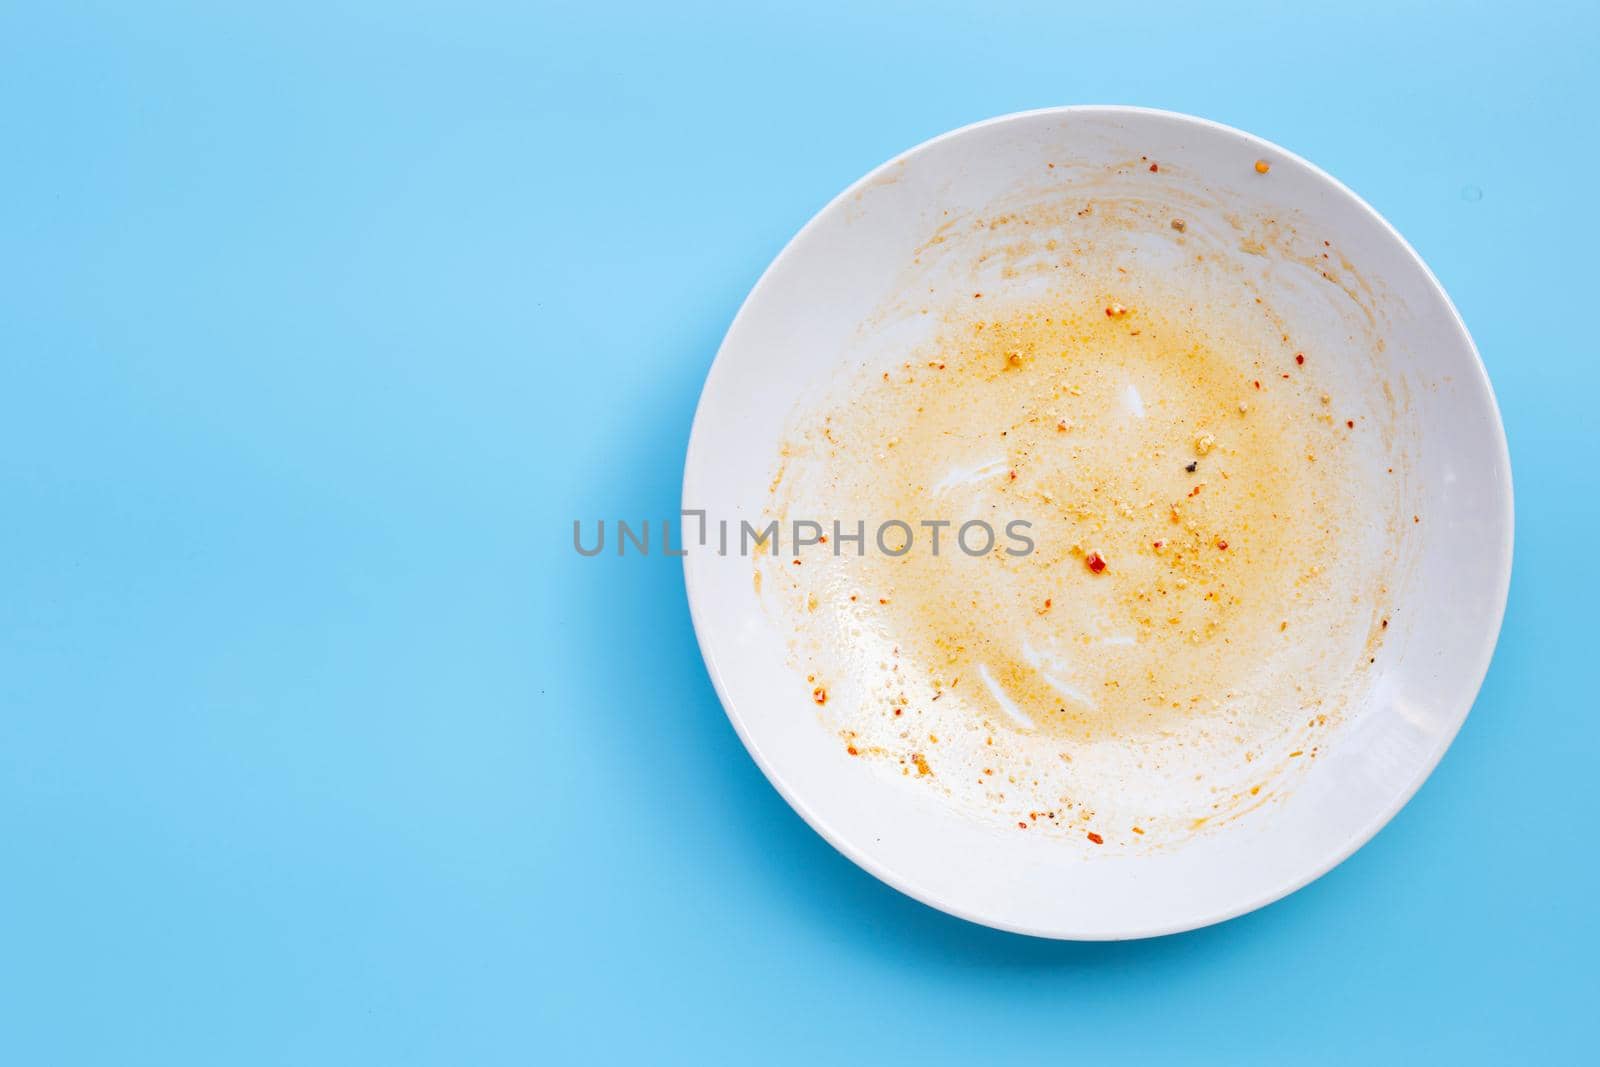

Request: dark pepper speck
left=1185, top=461, right=1198, bottom=473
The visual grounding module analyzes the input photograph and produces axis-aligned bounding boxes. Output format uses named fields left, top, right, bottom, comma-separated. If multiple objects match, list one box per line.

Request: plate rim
left=681, top=104, right=1515, bottom=940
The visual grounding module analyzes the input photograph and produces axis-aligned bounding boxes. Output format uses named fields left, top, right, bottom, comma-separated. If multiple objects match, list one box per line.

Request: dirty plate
left=682, top=107, right=1512, bottom=939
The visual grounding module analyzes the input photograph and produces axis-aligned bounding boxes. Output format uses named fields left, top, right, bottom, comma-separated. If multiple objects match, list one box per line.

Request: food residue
left=760, top=188, right=1401, bottom=849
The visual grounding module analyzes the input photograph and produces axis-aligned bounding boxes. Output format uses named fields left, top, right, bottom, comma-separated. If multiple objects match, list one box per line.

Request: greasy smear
left=762, top=182, right=1398, bottom=849
left=846, top=297, right=1346, bottom=740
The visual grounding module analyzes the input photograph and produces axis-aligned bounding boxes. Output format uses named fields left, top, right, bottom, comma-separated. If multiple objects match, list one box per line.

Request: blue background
left=2, top=2, right=1593, bottom=1062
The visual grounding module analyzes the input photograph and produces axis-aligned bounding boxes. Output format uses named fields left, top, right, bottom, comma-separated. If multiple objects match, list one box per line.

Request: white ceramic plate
left=683, top=106, right=1512, bottom=939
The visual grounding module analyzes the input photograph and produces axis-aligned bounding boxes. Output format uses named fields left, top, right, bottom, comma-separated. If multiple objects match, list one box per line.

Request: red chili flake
left=1149, top=162, right=1159, bottom=173
left=973, top=292, right=983, bottom=298
left=1008, top=469, right=1017, bottom=481
left=1216, top=539, right=1229, bottom=550
left=846, top=744, right=860, bottom=756
left=1152, top=540, right=1164, bottom=550
left=892, top=707, right=903, bottom=716
left=1253, top=379, right=1262, bottom=389
left=1018, top=821, right=1029, bottom=830
left=812, top=687, right=828, bottom=705
left=1295, top=353, right=1306, bottom=365
left=1085, top=551, right=1107, bottom=574
left=1346, top=419, right=1355, bottom=429
left=1086, top=831, right=1104, bottom=845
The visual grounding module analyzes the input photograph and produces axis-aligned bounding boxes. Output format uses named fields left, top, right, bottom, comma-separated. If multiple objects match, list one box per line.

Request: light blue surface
left=1, top=2, right=1593, bottom=1062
